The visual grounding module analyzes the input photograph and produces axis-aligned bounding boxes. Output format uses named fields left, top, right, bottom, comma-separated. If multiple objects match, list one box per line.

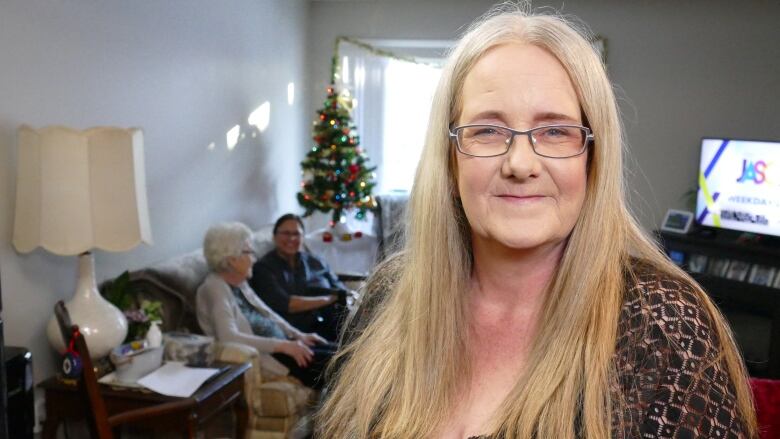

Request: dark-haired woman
left=249, top=213, right=349, bottom=341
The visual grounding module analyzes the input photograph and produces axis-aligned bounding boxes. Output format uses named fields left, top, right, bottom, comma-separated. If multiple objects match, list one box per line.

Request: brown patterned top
left=344, top=265, right=750, bottom=438
left=607, top=270, right=747, bottom=438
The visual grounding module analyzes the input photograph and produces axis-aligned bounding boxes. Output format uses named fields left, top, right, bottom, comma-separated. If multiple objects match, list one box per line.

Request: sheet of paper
left=137, top=361, right=220, bottom=398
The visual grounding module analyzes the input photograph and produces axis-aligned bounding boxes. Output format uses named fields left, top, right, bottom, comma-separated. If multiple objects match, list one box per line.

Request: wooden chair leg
left=235, top=398, right=248, bottom=439
left=185, top=412, right=198, bottom=439
left=41, top=418, right=59, bottom=439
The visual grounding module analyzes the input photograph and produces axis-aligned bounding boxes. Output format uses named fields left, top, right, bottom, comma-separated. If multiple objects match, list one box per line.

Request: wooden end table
left=39, top=362, right=250, bottom=438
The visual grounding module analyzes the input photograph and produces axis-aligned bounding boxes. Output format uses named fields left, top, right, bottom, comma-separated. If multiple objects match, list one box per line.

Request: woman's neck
left=469, top=236, right=566, bottom=315
left=218, top=270, right=245, bottom=287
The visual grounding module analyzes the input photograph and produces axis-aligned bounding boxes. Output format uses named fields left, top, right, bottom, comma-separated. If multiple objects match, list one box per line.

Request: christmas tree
left=297, top=85, right=377, bottom=226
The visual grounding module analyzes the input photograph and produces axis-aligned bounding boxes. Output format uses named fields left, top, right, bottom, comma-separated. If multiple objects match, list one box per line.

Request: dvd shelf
left=658, top=230, right=780, bottom=378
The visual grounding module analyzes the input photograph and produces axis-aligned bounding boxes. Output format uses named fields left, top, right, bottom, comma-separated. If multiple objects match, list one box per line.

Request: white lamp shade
left=13, top=125, right=153, bottom=254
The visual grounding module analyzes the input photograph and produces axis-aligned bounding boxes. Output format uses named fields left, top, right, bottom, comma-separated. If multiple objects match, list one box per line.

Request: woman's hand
left=298, top=332, right=327, bottom=346
left=274, top=340, right=314, bottom=367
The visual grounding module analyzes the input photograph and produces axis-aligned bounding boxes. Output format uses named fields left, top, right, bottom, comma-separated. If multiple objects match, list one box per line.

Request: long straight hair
left=316, top=4, right=756, bottom=438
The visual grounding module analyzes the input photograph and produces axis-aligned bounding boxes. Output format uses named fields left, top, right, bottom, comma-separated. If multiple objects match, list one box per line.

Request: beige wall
left=0, top=0, right=309, bottom=400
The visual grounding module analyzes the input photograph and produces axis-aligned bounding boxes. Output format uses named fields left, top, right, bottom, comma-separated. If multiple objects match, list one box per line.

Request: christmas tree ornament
left=337, top=89, right=355, bottom=112
left=323, top=231, right=333, bottom=242
left=297, top=85, right=378, bottom=225
left=354, top=230, right=363, bottom=238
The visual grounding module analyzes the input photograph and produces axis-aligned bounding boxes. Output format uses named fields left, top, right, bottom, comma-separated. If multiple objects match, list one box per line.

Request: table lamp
left=13, top=125, right=153, bottom=359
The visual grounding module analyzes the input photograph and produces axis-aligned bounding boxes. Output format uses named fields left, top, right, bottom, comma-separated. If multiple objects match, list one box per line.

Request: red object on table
left=322, top=231, right=333, bottom=242
left=750, top=377, right=780, bottom=439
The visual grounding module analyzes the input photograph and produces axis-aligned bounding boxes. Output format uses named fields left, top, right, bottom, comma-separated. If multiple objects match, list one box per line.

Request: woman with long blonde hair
left=317, top=3, right=757, bottom=438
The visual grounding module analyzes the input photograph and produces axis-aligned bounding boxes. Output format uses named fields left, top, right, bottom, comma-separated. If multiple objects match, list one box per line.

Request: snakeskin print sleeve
left=613, top=271, right=749, bottom=438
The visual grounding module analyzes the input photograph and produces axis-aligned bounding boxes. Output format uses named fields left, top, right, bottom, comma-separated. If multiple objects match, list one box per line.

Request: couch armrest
left=214, top=341, right=313, bottom=420
left=214, top=341, right=258, bottom=363
left=214, top=342, right=291, bottom=381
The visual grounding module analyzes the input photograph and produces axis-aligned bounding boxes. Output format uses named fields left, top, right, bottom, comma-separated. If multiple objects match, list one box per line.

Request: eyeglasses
left=275, top=231, right=302, bottom=238
left=449, top=124, right=594, bottom=158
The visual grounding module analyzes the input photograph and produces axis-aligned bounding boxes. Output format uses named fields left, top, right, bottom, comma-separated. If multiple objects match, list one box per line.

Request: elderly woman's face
left=455, top=43, right=588, bottom=254
left=228, top=239, right=256, bottom=280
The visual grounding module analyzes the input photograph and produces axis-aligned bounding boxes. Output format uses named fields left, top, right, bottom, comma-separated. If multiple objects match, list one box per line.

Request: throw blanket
left=751, top=377, right=780, bottom=439
left=376, top=193, right=408, bottom=257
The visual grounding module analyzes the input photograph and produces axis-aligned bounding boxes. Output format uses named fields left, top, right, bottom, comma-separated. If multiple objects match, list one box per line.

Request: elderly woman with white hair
left=196, top=221, right=336, bottom=389
left=317, top=3, right=756, bottom=438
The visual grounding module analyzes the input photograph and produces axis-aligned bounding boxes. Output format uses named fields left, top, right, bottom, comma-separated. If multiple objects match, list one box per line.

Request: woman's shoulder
left=300, top=251, right=328, bottom=268
left=619, top=261, right=718, bottom=354
left=197, top=272, right=230, bottom=297
left=341, top=252, right=406, bottom=344
left=257, top=249, right=280, bottom=266
left=615, top=261, right=747, bottom=438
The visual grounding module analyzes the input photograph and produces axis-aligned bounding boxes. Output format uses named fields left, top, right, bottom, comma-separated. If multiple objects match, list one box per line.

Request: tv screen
left=696, top=137, right=780, bottom=237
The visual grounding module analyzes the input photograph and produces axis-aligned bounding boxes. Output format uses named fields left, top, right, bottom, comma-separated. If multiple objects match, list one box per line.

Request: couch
left=100, top=226, right=314, bottom=439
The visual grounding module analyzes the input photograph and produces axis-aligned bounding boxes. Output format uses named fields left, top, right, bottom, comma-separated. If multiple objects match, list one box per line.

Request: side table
left=39, top=361, right=250, bottom=438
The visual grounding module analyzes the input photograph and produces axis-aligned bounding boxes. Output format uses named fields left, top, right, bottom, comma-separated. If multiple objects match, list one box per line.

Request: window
left=381, top=59, right=441, bottom=192
left=338, top=39, right=447, bottom=194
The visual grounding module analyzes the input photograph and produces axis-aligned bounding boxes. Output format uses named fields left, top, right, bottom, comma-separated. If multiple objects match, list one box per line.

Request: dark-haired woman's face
left=274, top=219, right=304, bottom=259
left=455, top=43, right=588, bottom=254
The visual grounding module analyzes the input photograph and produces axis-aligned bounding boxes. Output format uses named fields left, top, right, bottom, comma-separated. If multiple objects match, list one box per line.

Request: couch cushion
left=253, top=380, right=311, bottom=417
left=252, top=226, right=275, bottom=256
left=147, top=249, right=210, bottom=301
left=103, top=229, right=277, bottom=335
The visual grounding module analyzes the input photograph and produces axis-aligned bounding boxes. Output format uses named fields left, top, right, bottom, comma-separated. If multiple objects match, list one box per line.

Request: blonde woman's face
left=455, top=43, right=588, bottom=253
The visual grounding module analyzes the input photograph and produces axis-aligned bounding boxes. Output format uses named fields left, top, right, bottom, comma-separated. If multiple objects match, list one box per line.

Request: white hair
left=203, top=222, right=253, bottom=272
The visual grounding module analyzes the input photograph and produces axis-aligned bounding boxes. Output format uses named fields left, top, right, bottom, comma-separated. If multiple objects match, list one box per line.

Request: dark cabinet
left=658, top=230, right=780, bottom=378
left=4, top=347, right=34, bottom=439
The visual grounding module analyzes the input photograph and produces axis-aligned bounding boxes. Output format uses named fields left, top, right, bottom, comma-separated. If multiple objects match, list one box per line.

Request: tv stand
left=657, top=230, right=780, bottom=378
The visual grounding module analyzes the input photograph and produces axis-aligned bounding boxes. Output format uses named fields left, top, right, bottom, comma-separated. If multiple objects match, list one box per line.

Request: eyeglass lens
left=455, top=125, right=588, bottom=158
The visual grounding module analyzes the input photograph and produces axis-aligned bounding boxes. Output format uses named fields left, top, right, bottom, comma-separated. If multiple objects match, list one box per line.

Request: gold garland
left=331, top=36, right=443, bottom=83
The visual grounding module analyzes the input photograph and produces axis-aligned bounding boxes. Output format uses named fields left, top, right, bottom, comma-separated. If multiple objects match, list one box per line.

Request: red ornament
left=319, top=114, right=326, bottom=121
left=354, top=231, right=363, bottom=239
left=349, top=164, right=359, bottom=174
left=323, top=231, right=333, bottom=243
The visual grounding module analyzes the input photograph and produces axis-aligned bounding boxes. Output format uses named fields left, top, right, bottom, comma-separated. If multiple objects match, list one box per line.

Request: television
left=696, top=137, right=780, bottom=237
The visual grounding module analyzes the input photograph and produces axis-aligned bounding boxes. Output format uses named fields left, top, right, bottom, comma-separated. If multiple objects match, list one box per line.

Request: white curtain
left=337, top=40, right=442, bottom=194
left=338, top=41, right=390, bottom=191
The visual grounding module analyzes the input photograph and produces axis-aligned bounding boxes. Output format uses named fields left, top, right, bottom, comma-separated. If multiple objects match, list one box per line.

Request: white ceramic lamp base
left=47, top=252, right=128, bottom=359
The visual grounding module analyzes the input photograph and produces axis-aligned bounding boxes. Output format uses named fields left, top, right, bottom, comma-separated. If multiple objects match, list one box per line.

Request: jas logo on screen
left=736, top=159, right=770, bottom=184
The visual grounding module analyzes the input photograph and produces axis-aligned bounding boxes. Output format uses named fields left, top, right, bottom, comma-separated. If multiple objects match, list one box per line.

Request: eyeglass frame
left=240, top=249, right=257, bottom=260
left=275, top=230, right=303, bottom=238
left=448, top=123, right=594, bottom=159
